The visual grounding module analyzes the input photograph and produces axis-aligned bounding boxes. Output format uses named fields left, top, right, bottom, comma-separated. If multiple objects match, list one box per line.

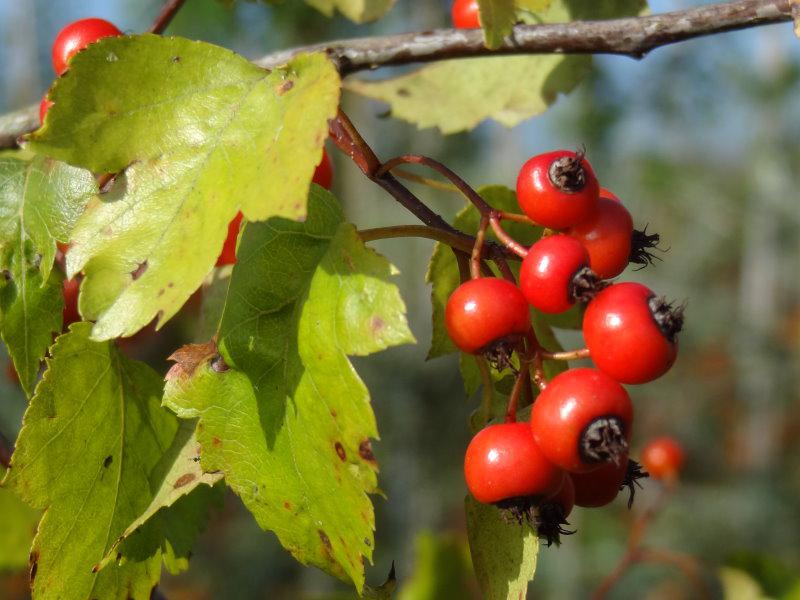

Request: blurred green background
left=1, top=0, right=799, bottom=598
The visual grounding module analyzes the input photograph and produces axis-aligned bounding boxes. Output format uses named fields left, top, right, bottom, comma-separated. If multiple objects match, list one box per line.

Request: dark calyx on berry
left=569, top=266, right=607, bottom=304
left=535, top=502, right=575, bottom=547
left=630, top=225, right=665, bottom=269
left=648, top=295, right=685, bottom=343
left=621, top=459, right=649, bottom=509
left=482, top=336, right=522, bottom=373
left=580, top=416, right=628, bottom=465
left=548, top=153, right=588, bottom=193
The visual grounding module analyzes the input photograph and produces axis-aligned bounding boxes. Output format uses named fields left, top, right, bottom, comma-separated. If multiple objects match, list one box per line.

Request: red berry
left=39, top=96, right=54, bottom=124
left=445, top=278, right=530, bottom=354
left=641, top=436, right=685, bottom=481
left=542, top=474, right=575, bottom=519
left=600, top=188, right=621, bottom=202
left=451, top=0, right=480, bottom=29
left=52, top=18, right=122, bottom=76
left=465, top=422, right=564, bottom=504
left=62, top=277, right=81, bottom=328
left=519, top=234, right=592, bottom=314
left=566, top=196, right=633, bottom=279
left=216, top=212, right=244, bottom=267
left=530, top=368, right=633, bottom=473
left=516, top=150, right=600, bottom=229
left=570, top=458, right=629, bottom=508
left=312, top=149, right=333, bottom=190
left=583, top=282, right=683, bottom=384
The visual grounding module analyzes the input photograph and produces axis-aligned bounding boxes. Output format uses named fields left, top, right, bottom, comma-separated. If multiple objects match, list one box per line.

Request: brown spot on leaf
left=318, top=530, right=332, bottom=553
left=370, top=316, right=385, bottom=334
left=212, top=437, right=222, bottom=447
left=131, top=261, right=147, bottom=281
left=277, top=80, right=294, bottom=95
left=165, top=340, right=218, bottom=381
left=330, top=409, right=337, bottom=418
left=171, top=55, right=181, bottom=63
left=283, top=501, right=292, bottom=511
left=334, top=442, right=346, bottom=461
left=157, top=288, right=164, bottom=297
left=397, top=88, right=410, bottom=97
left=359, top=440, right=376, bottom=462
left=103, top=455, right=113, bottom=468
left=174, top=473, right=196, bottom=488
left=364, top=537, right=371, bottom=547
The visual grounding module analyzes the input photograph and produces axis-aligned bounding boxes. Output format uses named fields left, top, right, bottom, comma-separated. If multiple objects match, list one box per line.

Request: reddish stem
left=489, top=214, right=528, bottom=258
left=470, top=216, right=489, bottom=280
left=540, top=348, right=590, bottom=361
left=504, top=366, right=528, bottom=424
left=149, top=0, right=189, bottom=34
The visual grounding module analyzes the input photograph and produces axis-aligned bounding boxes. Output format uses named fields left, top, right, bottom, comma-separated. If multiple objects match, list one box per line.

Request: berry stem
left=524, top=330, right=548, bottom=391
left=504, top=362, right=529, bottom=423
left=540, top=348, right=590, bottom=361
left=393, top=168, right=461, bottom=193
left=489, top=214, right=529, bottom=258
left=497, top=211, right=537, bottom=226
left=470, top=216, right=490, bottom=280
left=149, top=0, right=189, bottom=34
left=358, top=225, right=476, bottom=253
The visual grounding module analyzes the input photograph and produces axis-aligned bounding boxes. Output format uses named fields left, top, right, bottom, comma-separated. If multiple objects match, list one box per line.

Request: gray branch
left=1, top=0, right=794, bottom=148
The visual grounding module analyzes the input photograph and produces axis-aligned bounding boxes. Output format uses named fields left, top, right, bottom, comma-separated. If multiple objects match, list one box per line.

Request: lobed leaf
left=3, top=323, right=182, bottom=599
left=27, top=36, right=340, bottom=340
left=0, top=156, right=95, bottom=394
left=346, top=0, right=648, bottom=133
left=163, top=188, right=414, bottom=590
left=465, top=495, right=539, bottom=599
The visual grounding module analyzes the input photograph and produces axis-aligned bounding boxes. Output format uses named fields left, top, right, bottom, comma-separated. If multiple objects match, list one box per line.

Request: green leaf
left=304, top=0, right=396, bottom=22
left=3, top=323, right=181, bottom=600
left=100, top=420, right=224, bottom=575
left=163, top=188, right=414, bottom=590
left=0, top=156, right=96, bottom=394
left=346, top=55, right=590, bottom=134
left=397, top=532, right=474, bottom=600
left=478, top=0, right=516, bottom=49
left=465, top=495, right=539, bottom=600
left=346, top=0, right=648, bottom=133
left=27, top=36, right=340, bottom=340
left=0, top=466, right=39, bottom=572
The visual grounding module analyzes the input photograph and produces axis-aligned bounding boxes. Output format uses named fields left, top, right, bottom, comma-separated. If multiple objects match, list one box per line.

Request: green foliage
left=0, top=156, right=96, bottom=394
left=163, top=188, right=414, bottom=590
left=397, top=532, right=474, bottom=600
left=465, top=496, right=538, bottom=599
left=28, top=36, right=340, bottom=341
left=2, top=323, right=181, bottom=599
left=478, top=0, right=517, bottom=49
left=100, top=420, right=225, bottom=575
left=346, top=0, right=647, bottom=133
left=0, top=466, right=39, bottom=572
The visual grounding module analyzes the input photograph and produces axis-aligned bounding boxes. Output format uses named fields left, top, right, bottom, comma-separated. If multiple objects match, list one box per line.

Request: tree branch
left=256, top=0, right=793, bottom=72
left=0, top=0, right=792, bottom=147
left=149, top=0, right=189, bottom=35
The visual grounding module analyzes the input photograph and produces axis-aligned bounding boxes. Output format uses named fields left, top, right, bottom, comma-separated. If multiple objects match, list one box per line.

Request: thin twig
left=149, top=0, right=189, bottom=34
left=393, top=168, right=460, bottom=193
left=470, top=216, right=489, bottom=280
left=505, top=364, right=528, bottom=423
left=358, top=225, right=474, bottom=253
left=255, top=0, right=793, bottom=73
left=0, top=0, right=793, bottom=146
left=489, top=214, right=528, bottom=258
left=524, top=330, right=548, bottom=391
left=540, top=348, right=590, bottom=361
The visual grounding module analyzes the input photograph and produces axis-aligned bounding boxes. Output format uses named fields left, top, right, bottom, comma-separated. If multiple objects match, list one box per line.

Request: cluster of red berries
left=446, top=150, right=685, bottom=544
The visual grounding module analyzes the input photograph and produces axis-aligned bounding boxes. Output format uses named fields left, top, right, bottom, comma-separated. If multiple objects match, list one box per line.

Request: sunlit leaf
left=0, top=466, right=39, bottom=572
left=3, top=323, right=180, bottom=599
left=27, top=37, right=340, bottom=340
left=163, top=188, right=414, bottom=590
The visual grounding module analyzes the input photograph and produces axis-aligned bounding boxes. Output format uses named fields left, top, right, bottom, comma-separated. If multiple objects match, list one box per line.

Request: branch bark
left=0, top=0, right=793, bottom=147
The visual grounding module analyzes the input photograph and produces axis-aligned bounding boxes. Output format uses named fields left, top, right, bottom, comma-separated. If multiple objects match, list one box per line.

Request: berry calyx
left=641, top=436, right=685, bottom=482
left=465, top=422, right=564, bottom=505
left=445, top=278, right=530, bottom=355
left=583, top=282, right=684, bottom=384
left=530, top=368, right=633, bottom=473
left=536, top=475, right=576, bottom=546
left=451, top=0, right=480, bottom=29
left=52, top=18, right=122, bottom=76
left=39, top=96, right=54, bottom=124
left=629, top=225, right=664, bottom=269
left=566, top=195, right=634, bottom=279
left=519, top=234, right=600, bottom=314
left=516, top=150, right=600, bottom=229
left=313, top=149, right=334, bottom=190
